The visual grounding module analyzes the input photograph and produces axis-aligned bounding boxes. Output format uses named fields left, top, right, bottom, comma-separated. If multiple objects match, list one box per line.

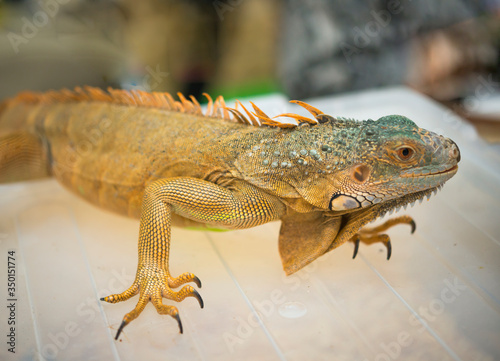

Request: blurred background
left=0, top=0, right=499, bottom=141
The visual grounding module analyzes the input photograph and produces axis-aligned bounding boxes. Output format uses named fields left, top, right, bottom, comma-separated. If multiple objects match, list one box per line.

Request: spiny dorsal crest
left=10, top=86, right=336, bottom=129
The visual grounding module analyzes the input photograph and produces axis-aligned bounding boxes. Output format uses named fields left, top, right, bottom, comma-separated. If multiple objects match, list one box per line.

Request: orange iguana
left=0, top=87, right=460, bottom=339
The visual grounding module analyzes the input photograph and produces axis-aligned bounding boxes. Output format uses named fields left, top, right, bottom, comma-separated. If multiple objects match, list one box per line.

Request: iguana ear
left=279, top=211, right=340, bottom=275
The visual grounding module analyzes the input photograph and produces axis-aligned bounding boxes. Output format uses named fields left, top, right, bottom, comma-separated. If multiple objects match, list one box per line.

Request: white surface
left=0, top=87, right=499, bottom=361
left=464, top=92, right=500, bottom=119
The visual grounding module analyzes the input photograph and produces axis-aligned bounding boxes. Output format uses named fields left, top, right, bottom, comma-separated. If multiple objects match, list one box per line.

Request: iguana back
left=0, top=88, right=275, bottom=217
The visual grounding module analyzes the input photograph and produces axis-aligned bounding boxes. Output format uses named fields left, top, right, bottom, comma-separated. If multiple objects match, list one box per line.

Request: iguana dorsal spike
left=153, top=92, right=170, bottom=111
left=213, top=96, right=222, bottom=118
left=225, top=107, right=248, bottom=124
left=289, top=100, right=324, bottom=118
left=217, top=96, right=230, bottom=120
left=250, top=102, right=293, bottom=128
left=202, top=93, right=213, bottom=117
left=189, top=95, right=203, bottom=115
left=91, top=86, right=112, bottom=102
left=108, top=87, right=135, bottom=105
left=249, top=101, right=273, bottom=122
left=77, top=86, right=93, bottom=101
left=236, top=100, right=260, bottom=126
left=174, top=101, right=183, bottom=112
left=177, top=93, right=193, bottom=113
left=165, top=92, right=177, bottom=110
left=131, top=90, right=146, bottom=106
left=10, top=86, right=305, bottom=129
left=274, top=113, right=317, bottom=125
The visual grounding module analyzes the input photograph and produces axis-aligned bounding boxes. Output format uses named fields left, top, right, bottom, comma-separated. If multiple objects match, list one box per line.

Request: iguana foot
left=101, top=267, right=203, bottom=339
left=350, top=215, right=416, bottom=260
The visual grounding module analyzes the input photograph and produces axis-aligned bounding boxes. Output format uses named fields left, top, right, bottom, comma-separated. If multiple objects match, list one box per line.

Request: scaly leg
left=101, top=177, right=285, bottom=339
left=350, top=215, right=416, bottom=260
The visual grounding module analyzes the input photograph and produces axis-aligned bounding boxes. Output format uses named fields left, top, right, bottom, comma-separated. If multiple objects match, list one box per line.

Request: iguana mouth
left=442, top=164, right=458, bottom=174
left=330, top=163, right=458, bottom=213
left=402, top=164, right=458, bottom=178
left=338, top=186, right=435, bottom=238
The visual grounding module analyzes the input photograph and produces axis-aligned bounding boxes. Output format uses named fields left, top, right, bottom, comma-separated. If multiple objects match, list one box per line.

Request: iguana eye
left=397, top=147, right=414, bottom=161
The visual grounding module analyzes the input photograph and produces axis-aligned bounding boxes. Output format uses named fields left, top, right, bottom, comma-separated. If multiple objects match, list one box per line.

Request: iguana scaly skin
left=0, top=87, right=460, bottom=339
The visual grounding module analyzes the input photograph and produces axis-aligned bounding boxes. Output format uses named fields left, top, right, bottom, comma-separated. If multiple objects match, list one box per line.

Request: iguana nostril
left=450, top=140, right=461, bottom=162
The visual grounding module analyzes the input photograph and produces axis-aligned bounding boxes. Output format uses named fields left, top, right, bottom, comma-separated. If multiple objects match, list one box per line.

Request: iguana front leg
left=101, top=177, right=285, bottom=339
left=350, top=215, right=416, bottom=259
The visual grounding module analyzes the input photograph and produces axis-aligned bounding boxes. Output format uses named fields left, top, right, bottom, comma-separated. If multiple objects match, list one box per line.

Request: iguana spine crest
left=9, top=86, right=327, bottom=129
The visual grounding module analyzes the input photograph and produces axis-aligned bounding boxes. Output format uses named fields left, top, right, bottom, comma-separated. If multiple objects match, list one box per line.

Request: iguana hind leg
left=350, top=215, right=416, bottom=259
left=101, top=177, right=284, bottom=339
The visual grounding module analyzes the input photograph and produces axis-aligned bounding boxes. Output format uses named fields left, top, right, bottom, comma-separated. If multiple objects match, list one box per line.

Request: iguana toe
left=351, top=234, right=391, bottom=259
left=101, top=267, right=203, bottom=339
left=350, top=215, right=415, bottom=260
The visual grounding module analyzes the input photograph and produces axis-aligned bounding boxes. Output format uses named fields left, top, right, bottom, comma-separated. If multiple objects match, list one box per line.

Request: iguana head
left=272, top=113, right=459, bottom=275
left=328, top=115, right=460, bottom=212
left=233, top=103, right=459, bottom=215
left=243, top=113, right=461, bottom=213
left=231, top=104, right=460, bottom=275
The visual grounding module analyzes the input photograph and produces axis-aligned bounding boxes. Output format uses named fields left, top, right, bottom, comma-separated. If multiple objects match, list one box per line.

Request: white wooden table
left=1, top=87, right=499, bottom=361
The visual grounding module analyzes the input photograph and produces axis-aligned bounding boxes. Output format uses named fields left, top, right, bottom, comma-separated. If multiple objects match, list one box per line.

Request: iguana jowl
left=0, top=87, right=460, bottom=339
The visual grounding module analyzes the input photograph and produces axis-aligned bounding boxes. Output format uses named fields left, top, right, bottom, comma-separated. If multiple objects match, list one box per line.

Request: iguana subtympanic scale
left=0, top=87, right=460, bottom=339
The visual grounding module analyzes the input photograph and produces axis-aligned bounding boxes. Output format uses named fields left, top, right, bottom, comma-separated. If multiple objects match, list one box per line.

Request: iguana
left=0, top=87, right=460, bottom=339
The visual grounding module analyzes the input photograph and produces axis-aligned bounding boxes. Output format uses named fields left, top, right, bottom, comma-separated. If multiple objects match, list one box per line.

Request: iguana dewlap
left=0, top=87, right=460, bottom=339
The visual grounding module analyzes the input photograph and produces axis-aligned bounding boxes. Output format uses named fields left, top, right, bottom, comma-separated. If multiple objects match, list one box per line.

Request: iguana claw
left=113, top=308, right=185, bottom=339
left=101, top=269, right=203, bottom=340
left=351, top=234, right=391, bottom=259
left=192, top=288, right=205, bottom=309
left=115, top=321, right=126, bottom=340
left=350, top=215, right=415, bottom=260
left=409, top=219, right=417, bottom=234
left=174, top=313, right=183, bottom=334
left=193, top=275, right=202, bottom=288
left=352, top=237, right=360, bottom=259
left=386, top=240, right=392, bottom=260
